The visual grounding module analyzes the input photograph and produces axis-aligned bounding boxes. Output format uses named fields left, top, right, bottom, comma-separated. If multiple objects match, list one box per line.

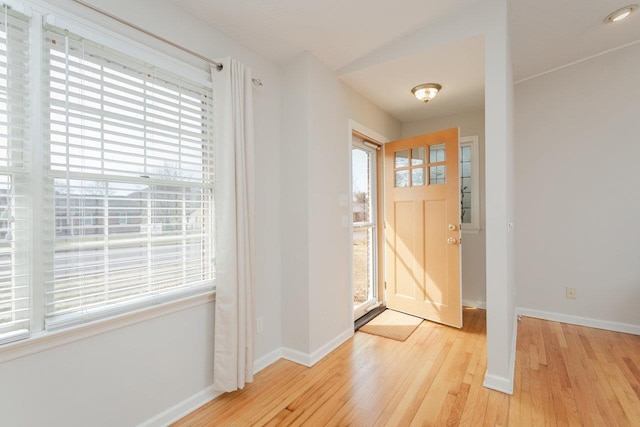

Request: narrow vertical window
left=460, top=136, right=480, bottom=232
left=0, top=7, right=30, bottom=344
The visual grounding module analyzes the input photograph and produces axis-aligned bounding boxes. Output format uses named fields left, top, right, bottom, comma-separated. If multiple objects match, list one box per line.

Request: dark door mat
left=354, top=306, right=386, bottom=331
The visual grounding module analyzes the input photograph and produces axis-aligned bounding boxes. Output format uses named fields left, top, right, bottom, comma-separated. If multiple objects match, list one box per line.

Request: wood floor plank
left=172, top=310, right=640, bottom=427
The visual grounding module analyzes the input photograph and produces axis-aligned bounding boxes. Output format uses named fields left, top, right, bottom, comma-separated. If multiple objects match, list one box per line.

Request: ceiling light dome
left=411, top=83, right=442, bottom=103
left=604, top=4, right=638, bottom=23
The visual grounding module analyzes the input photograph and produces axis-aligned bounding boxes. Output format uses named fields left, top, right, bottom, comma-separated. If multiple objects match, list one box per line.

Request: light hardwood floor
left=173, top=308, right=640, bottom=426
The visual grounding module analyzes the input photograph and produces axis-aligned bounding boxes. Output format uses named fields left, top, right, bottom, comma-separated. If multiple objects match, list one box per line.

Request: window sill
left=0, top=290, right=215, bottom=365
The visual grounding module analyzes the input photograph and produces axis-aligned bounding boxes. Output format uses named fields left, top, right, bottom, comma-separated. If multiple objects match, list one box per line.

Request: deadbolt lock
left=448, top=224, right=456, bottom=231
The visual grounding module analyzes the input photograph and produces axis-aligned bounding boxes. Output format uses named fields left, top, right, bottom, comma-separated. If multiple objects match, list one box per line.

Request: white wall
left=515, top=42, right=640, bottom=327
left=280, top=52, right=401, bottom=357
left=483, top=0, right=516, bottom=394
left=307, top=54, right=353, bottom=352
left=403, top=110, right=487, bottom=306
left=0, top=302, right=215, bottom=426
left=344, top=88, right=403, bottom=139
left=0, top=0, right=283, bottom=425
left=280, top=55, right=310, bottom=353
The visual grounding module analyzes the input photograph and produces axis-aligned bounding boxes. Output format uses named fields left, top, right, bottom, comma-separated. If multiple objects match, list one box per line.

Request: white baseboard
left=508, top=311, right=518, bottom=393
left=516, top=307, right=640, bottom=336
left=483, top=373, right=513, bottom=395
left=282, top=328, right=354, bottom=367
left=138, top=385, right=223, bottom=427
left=462, top=299, right=487, bottom=309
left=309, top=328, right=353, bottom=366
left=253, top=347, right=283, bottom=374
left=482, top=311, right=517, bottom=395
left=281, top=347, right=313, bottom=366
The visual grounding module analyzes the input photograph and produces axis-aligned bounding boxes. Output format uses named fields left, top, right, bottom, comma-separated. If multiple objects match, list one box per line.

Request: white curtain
left=212, top=58, right=255, bottom=392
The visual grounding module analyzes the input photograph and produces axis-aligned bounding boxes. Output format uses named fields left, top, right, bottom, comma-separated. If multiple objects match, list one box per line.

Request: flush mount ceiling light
left=604, top=4, right=638, bottom=23
left=411, top=83, right=442, bottom=103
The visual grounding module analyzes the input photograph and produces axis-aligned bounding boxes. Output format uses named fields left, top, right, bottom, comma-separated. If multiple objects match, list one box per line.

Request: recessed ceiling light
left=604, top=4, right=638, bottom=23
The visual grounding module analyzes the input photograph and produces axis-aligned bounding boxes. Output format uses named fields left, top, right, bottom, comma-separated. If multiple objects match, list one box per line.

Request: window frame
left=42, top=25, right=215, bottom=329
left=0, top=0, right=216, bottom=354
left=460, top=135, right=480, bottom=233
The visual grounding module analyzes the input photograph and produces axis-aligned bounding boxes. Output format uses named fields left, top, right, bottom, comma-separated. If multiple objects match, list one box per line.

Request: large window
left=43, top=26, right=215, bottom=329
left=0, top=5, right=215, bottom=345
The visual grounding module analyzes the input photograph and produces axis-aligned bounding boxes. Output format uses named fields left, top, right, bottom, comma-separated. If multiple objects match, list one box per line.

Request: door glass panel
left=352, top=148, right=371, bottom=223
left=353, top=226, right=373, bottom=306
left=429, top=165, right=446, bottom=184
left=461, top=208, right=470, bottom=223
left=352, top=137, right=377, bottom=318
left=412, top=168, right=425, bottom=186
left=394, top=150, right=409, bottom=168
left=430, top=143, right=446, bottom=163
left=462, top=192, right=471, bottom=209
left=461, top=177, right=471, bottom=191
left=460, top=146, right=472, bottom=224
left=461, top=145, right=471, bottom=162
left=395, top=170, right=409, bottom=187
left=411, top=147, right=426, bottom=166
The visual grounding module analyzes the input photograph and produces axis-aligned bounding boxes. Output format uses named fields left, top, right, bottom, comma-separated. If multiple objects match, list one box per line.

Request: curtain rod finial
left=216, top=64, right=223, bottom=71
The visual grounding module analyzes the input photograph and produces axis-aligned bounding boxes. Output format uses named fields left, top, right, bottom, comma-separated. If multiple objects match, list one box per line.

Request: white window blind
left=0, top=6, right=30, bottom=345
left=43, top=25, right=215, bottom=329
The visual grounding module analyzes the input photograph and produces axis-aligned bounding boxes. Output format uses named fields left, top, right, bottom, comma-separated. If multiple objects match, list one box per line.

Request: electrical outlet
left=257, top=316, right=264, bottom=333
left=566, top=287, right=576, bottom=300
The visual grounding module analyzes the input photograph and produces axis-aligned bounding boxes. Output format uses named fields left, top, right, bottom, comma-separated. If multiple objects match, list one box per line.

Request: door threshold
left=355, top=306, right=386, bottom=331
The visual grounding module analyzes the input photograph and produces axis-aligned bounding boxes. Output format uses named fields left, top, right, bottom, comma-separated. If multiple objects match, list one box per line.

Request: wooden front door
left=384, top=128, right=462, bottom=328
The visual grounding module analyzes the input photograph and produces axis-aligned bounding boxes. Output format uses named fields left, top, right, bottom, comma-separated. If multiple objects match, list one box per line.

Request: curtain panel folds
left=212, top=58, right=255, bottom=392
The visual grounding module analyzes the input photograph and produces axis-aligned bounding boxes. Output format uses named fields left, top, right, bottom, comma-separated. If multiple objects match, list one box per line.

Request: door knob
left=448, top=224, right=456, bottom=231
left=447, top=237, right=457, bottom=245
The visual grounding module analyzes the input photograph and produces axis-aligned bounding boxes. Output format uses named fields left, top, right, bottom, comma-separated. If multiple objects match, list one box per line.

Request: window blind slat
left=45, top=66, right=212, bottom=114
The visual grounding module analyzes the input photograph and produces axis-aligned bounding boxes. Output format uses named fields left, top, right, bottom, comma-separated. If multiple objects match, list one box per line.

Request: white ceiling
left=171, top=0, right=640, bottom=123
left=339, top=36, right=485, bottom=123
left=171, top=0, right=482, bottom=70
left=510, top=1, right=640, bottom=82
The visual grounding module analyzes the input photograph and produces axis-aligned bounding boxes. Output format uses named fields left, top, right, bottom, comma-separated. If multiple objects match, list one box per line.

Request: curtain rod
left=72, top=0, right=263, bottom=86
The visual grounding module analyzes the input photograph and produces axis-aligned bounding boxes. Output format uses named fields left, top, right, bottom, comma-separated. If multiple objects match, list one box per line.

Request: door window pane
left=412, top=168, right=425, bottom=186
left=395, top=150, right=409, bottom=168
left=395, top=170, right=409, bottom=187
left=429, top=165, right=446, bottom=184
left=411, top=147, right=426, bottom=166
left=429, top=143, right=446, bottom=163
